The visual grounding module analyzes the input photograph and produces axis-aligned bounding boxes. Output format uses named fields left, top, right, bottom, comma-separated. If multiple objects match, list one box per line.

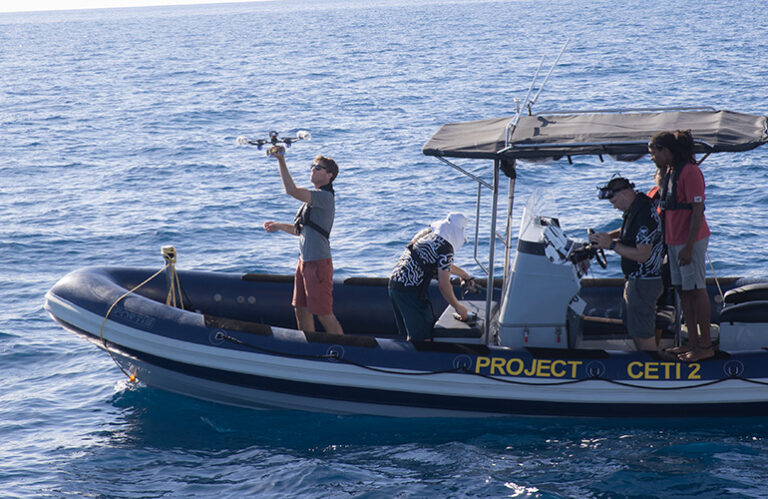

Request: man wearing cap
left=590, top=177, right=665, bottom=351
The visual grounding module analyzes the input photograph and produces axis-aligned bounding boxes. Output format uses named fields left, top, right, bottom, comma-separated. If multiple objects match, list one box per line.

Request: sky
left=0, top=0, right=264, bottom=14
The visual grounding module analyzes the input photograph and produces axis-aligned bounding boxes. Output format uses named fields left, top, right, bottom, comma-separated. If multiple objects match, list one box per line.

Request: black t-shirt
left=619, top=192, right=664, bottom=279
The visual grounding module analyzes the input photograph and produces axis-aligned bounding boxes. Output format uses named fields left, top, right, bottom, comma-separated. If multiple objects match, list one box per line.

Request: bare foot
left=664, top=344, right=694, bottom=354
left=678, top=344, right=714, bottom=362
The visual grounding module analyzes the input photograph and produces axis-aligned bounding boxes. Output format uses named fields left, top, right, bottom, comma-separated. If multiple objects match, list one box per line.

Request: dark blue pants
left=388, top=285, right=434, bottom=341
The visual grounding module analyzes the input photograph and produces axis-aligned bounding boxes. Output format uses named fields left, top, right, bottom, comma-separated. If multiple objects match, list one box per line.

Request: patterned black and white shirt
left=619, top=193, right=664, bottom=280
left=390, top=229, right=454, bottom=289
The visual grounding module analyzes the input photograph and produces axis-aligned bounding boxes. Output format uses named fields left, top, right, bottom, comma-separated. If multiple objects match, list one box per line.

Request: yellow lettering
left=523, top=359, right=537, bottom=376
left=475, top=357, right=490, bottom=373
left=676, top=363, right=681, bottom=379
left=644, top=362, right=660, bottom=380
left=506, top=358, right=524, bottom=376
left=660, top=362, right=675, bottom=379
left=490, top=357, right=506, bottom=375
left=568, top=361, right=583, bottom=378
left=688, top=363, right=701, bottom=380
left=628, top=361, right=644, bottom=379
left=536, top=359, right=552, bottom=377
left=551, top=360, right=567, bottom=378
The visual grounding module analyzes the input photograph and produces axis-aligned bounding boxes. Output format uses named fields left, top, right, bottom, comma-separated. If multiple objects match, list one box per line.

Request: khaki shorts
left=668, top=237, right=708, bottom=291
left=624, top=278, right=663, bottom=339
left=293, top=258, right=334, bottom=316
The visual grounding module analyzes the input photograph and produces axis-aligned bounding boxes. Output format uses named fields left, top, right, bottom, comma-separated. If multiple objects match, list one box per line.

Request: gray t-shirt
left=297, top=189, right=335, bottom=262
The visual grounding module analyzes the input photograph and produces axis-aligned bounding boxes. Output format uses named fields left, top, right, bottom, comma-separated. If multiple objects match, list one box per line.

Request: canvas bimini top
left=422, top=109, right=768, bottom=161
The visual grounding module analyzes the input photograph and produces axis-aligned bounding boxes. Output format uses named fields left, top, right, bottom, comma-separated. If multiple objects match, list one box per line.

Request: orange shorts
left=292, top=258, right=334, bottom=316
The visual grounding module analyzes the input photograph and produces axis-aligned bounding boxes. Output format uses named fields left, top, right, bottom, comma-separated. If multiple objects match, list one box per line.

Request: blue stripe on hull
left=53, top=316, right=768, bottom=418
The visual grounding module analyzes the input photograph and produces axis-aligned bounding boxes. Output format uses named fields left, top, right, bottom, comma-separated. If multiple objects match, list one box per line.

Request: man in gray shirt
left=264, top=148, right=343, bottom=334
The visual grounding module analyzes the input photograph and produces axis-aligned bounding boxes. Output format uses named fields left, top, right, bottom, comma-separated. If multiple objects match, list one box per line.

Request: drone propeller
left=236, top=130, right=312, bottom=151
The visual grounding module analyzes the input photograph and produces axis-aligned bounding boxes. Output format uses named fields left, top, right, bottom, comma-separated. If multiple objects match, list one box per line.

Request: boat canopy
left=422, top=109, right=768, bottom=161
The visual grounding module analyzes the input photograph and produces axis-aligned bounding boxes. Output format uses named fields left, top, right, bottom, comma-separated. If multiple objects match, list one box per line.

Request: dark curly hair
left=649, top=129, right=696, bottom=167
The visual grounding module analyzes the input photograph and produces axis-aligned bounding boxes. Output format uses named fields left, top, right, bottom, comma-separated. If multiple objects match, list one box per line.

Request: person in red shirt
left=649, top=130, right=712, bottom=361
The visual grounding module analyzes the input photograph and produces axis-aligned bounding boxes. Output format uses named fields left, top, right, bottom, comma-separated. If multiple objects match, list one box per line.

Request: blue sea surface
left=2, top=0, right=768, bottom=496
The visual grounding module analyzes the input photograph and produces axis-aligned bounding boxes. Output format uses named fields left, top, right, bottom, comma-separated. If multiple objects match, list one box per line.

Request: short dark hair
left=598, top=176, right=635, bottom=200
left=315, top=155, right=338, bottom=182
left=606, top=177, right=634, bottom=192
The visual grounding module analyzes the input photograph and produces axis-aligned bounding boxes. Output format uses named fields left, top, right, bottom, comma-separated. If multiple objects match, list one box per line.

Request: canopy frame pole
left=505, top=39, right=569, bottom=147
left=520, top=56, right=545, bottom=116
left=528, top=38, right=570, bottom=114
left=502, top=160, right=516, bottom=286
left=535, top=106, right=715, bottom=115
left=484, top=159, right=501, bottom=339
left=435, top=156, right=493, bottom=190
left=473, top=183, right=487, bottom=275
left=435, top=156, right=501, bottom=300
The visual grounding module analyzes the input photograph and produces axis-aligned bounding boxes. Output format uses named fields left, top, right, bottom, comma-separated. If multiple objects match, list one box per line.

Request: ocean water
left=2, top=0, right=768, bottom=496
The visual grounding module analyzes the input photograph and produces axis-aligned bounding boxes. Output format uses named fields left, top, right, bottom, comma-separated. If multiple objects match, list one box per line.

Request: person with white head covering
left=388, top=213, right=475, bottom=341
left=431, top=212, right=468, bottom=253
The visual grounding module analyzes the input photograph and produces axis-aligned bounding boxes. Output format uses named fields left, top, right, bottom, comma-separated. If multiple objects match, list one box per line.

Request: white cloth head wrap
left=431, top=213, right=468, bottom=252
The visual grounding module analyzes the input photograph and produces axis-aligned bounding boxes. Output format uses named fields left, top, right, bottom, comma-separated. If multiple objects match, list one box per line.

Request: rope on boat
left=730, top=376, right=768, bottom=387
left=217, top=332, right=465, bottom=376
left=162, top=246, right=185, bottom=309
left=469, top=371, right=745, bottom=389
left=706, top=251, right=725, bottom=304
left=585, top=375, right=735, bottom=390
left=99, top=246, right=191, bottom=382
left=100, top=263, right=170, bottom=382
left=695, top=153, right=726, bottom=305
left=217, top=333, right=756, bottom=389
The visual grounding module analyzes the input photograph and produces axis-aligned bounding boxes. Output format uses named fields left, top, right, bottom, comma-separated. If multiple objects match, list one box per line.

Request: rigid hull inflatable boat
left=46, top=106, right=768, bottom=418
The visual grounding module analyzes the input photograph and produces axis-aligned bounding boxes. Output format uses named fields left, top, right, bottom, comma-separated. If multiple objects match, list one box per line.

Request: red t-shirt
left=664, top=163, right=711, bottom=245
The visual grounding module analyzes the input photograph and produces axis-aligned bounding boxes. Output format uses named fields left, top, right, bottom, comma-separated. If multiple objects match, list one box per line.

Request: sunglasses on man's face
left=598, top=185, right=631, bottom=200
left=311, top=163, right=327, bottom=171
left=598, top=187, right=618, bottom=200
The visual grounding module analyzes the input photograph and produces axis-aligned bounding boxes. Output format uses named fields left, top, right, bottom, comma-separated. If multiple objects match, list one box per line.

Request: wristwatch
left=609, top=241, right=617, bottom=251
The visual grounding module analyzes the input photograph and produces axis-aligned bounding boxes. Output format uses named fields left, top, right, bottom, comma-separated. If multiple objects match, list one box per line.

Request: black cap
left=597, top=177, right=635, bottom=200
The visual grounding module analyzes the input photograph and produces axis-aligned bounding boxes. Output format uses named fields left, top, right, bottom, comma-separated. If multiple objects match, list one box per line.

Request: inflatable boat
left=45, top=106, right=768, bottom=418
